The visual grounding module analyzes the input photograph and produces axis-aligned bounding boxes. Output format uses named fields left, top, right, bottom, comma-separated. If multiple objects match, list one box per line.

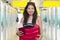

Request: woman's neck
left=28, top=15, right=33, bottom=20
left=29, top=15, right=33, bottom=18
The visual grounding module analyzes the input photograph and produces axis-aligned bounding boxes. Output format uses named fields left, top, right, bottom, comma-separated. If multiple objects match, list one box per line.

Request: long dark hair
left=23, top=2, right=37, bottom=25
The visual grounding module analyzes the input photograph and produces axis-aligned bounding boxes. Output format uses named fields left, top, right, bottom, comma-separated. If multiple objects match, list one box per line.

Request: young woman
left=16, top=2, right=42, bottom=40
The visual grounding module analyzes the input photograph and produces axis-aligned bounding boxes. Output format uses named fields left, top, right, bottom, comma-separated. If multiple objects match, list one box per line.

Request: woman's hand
left=16, top=30, right=24, bottom=36
left=36, top=35, right=42, bottom=40
left=36, top=37, right=41, bottom=40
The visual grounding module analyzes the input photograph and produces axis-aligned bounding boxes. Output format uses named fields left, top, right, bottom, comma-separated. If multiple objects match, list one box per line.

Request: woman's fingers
left=16, top=31, right=24, bottom=36
left=19, top=31, right=24, bottom=33
left=19, top=34, right=24, bottom=36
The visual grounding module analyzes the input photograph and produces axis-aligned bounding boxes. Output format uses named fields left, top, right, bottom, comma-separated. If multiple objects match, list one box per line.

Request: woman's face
left=27, top=5, right=35, bottom=16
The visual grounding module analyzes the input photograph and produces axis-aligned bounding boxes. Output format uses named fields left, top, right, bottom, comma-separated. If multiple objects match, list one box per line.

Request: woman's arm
left=20, top=17, right=24, bottom=24
left=37, top=16, right=43, bottom=40
left=16, top=17, right=24, bottom=36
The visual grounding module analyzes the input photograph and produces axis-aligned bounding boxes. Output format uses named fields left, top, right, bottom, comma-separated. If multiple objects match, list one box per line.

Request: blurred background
left=0, top=0, right=60, bottom=40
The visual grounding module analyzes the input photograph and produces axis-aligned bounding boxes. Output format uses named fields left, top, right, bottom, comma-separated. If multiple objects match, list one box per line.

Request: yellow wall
left=12, top=0, right=29, bottom=2
left=12, top=1, right=28, bottom=8
left=43, top=1, right=60, bottom=7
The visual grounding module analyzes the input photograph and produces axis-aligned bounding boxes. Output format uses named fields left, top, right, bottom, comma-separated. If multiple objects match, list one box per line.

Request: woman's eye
left=32, top=8, right=34, bottom=9
left=28, top=8, right=30, bottom=9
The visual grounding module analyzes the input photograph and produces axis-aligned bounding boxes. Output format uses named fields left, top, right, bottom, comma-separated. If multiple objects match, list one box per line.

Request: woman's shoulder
left=36, top=16, right=42, bottom=25
left=37, top=16, right=42, bottom=23
left=21, top=17, right=24, bottom=20
left=20, top=17, right=24, bottom=23
left=37, top=16, right=41, bottom=20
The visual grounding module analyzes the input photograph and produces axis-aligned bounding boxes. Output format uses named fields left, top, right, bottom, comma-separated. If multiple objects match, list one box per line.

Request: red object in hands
left=18, top=24, right=41, bottom=40
left=18, top=28, right=25, bottom=36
